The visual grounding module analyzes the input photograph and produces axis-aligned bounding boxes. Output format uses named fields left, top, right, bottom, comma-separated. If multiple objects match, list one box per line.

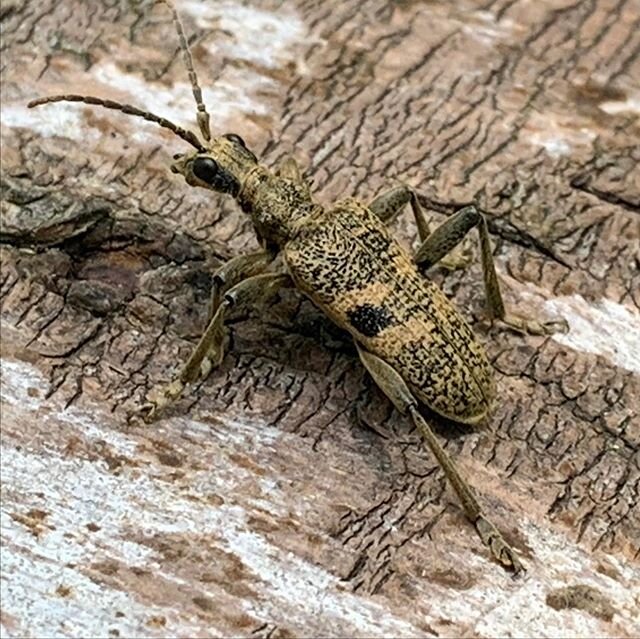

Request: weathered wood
left=1, top=0, right=639, bottom=636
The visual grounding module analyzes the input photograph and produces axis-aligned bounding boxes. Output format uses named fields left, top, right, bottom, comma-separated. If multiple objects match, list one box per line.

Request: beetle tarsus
left=476, top=515, right=526, bottom=574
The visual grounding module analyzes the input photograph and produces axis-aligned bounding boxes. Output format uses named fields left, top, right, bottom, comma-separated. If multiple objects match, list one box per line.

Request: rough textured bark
left=1, top=0, right=639, bottom=636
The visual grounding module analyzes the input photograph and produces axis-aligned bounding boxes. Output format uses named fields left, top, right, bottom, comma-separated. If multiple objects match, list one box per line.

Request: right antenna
left=159, top=0, right=212, bottom=142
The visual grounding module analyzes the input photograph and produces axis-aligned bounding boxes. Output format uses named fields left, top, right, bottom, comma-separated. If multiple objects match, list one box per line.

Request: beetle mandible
left=28, top=0, right=568, bottom=573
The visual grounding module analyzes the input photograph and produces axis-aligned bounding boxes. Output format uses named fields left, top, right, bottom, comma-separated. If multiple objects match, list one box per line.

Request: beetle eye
left=223, top=133, right=246, bottom=148
left=192, top=157, right=219, bottom=184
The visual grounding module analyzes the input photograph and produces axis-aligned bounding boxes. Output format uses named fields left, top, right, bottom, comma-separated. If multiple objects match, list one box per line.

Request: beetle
left=28, top=0, right=568, bottom=573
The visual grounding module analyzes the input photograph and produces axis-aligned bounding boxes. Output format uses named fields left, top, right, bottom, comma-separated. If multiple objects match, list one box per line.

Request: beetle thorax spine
left=238, top=166, right=319, bottom=246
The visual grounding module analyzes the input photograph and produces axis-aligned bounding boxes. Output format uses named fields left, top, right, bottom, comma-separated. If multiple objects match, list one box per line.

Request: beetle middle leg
left=356, top=343, right=525, bottom=573
left=413, top=204, right=567, bottom=334
left=369, top=186, right=471, bottom=270
left=142, top=269, right=290, bottom=421
left=371, top=186, right=566, bottom=334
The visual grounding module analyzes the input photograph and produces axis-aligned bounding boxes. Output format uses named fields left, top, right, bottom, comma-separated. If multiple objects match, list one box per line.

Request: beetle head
left=170, top=133, right=258, bottom=197
left=27, top=2, right=261, bottom=201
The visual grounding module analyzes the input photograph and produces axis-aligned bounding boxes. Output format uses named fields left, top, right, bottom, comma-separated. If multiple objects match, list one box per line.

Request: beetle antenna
left=158, top=0, right=212, bottom=142
left=27, top=94, right=206, bottom=151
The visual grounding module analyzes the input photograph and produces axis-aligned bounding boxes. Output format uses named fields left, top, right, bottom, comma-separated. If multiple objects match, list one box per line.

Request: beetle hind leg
left=356, top=343, right=525, bottom=573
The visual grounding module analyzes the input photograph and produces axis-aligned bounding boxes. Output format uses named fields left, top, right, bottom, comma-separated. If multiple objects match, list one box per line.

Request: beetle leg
left=369, top=186, right=470, bottom=270
left=207, top=250, right=275, bottom=322
left=369, top=185, right=412, bottom=225
left=356, top=343, right=525, bottom=574
left=415, top=205, right=568, bottom=335
left=142, top=271, right=291, bottom=421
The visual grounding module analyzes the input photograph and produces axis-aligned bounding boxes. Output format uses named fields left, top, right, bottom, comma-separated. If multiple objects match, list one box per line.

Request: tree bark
left=1, top=0, right=639, bottom=636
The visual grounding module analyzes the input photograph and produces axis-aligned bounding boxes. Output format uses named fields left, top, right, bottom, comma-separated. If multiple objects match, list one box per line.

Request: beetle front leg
left=356, top=344, right=525, bottom=574
left=207, top=250, right=275, bottom=322
left=142, top=271, right=291, bottom=422
left=415, top=205, right=568, bottom=335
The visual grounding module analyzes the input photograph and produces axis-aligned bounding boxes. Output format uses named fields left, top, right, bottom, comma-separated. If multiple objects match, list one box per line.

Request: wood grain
left=1, top=0, right=639, bottom=636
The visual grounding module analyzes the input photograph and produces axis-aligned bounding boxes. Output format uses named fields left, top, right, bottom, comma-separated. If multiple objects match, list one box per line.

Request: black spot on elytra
left=347, top=303, right=393, bottom=337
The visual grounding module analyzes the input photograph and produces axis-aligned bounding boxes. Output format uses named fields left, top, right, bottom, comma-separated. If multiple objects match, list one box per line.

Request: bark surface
left=1, top=0, right=639, bottom=636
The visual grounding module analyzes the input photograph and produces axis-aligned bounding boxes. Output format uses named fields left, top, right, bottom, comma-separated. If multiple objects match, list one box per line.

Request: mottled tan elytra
left=28, top=0, right=568, bottom=573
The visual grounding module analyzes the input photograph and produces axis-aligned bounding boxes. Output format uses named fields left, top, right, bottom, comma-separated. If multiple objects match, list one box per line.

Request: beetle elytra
left=28, top=0, right=569, bottom=573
